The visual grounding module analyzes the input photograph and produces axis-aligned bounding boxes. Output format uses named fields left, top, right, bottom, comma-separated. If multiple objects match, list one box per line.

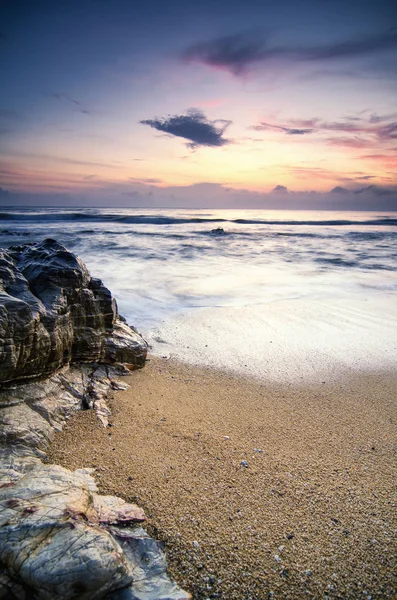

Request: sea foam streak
left=1, top=207, right=396, bottom=381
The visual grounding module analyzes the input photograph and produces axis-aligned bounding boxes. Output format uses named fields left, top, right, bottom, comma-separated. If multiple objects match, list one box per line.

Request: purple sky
left=1, top=0, right=396, bottom=209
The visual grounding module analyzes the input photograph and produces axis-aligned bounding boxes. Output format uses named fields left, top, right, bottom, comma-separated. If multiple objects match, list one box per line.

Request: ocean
left=1, top=207, right=396, bottom=382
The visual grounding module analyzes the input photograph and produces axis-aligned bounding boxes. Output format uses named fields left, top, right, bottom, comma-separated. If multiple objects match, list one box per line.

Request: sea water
left=1, top=208, right=396, bottom=381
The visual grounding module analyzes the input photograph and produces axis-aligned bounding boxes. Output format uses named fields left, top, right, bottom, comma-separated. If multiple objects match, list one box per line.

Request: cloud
left=252, top=111, right=397, bottom=150
left=0, top=151, right=121, bottom=169
left=369, top=112, right=397, bottom=123
left=140, top=109, right=232, bottom=149
left=50, top=93, right=91, bottom=115
left=331, top=186, right=350, bottom=194
left=273, top=184, right=288, bottom=192
left=378, top=122, right=397, bottom=139
left=2, top=182, right=397, bottom=211
left=325, top=136, right=373, bottom=148
left=183, top=29, right=397, bottom=76
left=354, top=184, right=395, bottom=196
left=183, top=33, right=269, bottom=76
left=252, top=122, right=313, bottom=135
left=129, top=177, right=162, bottom=184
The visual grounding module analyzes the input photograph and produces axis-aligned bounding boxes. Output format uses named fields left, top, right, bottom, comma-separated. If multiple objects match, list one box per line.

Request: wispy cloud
left=140, top=109, right=232, bottom=149
left=252, top=112, right=397, bottom=149
left=49, top=92, right=91, bottom=115
left=0, top=150, right=121, bottom=169
left=252, top=122, right=313, bottom=135
left=324, top=136, right=373, bottom=149
left=183, top=28, right=397, bottom=76
left=129, top=177, right=162, bottom=184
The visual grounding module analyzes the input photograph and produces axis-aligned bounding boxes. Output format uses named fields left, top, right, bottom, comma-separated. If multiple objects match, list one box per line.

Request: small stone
left=253, top=448, right=263, bottom=453
left=193, top=540, right=199, bottom=548
left=305, top=569, right=312, bottom=576
left=223, top=436, right=230, bottom=440
left=274, top=555, right=281, bottom=563
left=240, top=460, right=249, bottom=468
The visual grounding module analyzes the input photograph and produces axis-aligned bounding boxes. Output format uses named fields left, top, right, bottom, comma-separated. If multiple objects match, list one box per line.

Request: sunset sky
left=1, top=0, right=397, bottom=209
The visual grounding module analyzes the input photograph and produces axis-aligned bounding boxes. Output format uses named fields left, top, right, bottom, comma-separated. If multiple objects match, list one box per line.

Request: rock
left=107, top=526, right=191, bottom=599
left=0, top=458, right=134, bottom=599
left=93, top=495, right=146, bottom=525
left=210, top=228, right=226, bottom=235
left=0, top=240, right=190, bottom=600
left=0, top=239, right=147, bottom=384
left=240, top=460, right=249, bottom=468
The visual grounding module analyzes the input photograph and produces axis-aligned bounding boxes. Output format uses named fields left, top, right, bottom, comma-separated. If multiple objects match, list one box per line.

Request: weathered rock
left=0, top=458, right=135, bottom=599
left=0, top=241, right=190, bottom=600
left=0, top=239, right=147, bottom=384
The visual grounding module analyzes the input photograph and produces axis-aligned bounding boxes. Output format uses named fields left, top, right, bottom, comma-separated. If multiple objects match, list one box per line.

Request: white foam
left=147, top=294, right=397, bottom=383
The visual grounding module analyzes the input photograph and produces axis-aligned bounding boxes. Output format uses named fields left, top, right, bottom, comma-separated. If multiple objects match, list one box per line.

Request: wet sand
left=49, top=357, right=397, bottom=599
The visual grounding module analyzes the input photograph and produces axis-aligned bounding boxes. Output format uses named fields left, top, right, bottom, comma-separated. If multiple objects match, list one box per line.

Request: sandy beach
left=49, top=357, right=397, bottom=599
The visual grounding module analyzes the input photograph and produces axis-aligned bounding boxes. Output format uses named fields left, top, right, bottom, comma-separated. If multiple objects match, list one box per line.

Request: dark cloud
left=369, top=112, right=397, bottom=123
left=183, top=33, right=268, bottom=76
left=304, top=29, right=397, bottom=61
left=183, top=29, right=397, bottom=76
left=252, top=122, right=313, bottom=135
left=140, top=110, right=232, bottom=149
left=3, top=183, right=397, bottom=211
left=273, top=185, right=288, bottom=192
left=378, top=122, right=397, bottom=139
left=331, top=186, right=350, bottom=193
left=354, top=184, right=395, bottom=196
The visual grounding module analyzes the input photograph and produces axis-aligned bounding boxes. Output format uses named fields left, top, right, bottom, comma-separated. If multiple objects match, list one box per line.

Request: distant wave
left=0, top=211, right=396, bottom=227
left=232, top=218, right=397, bottom=227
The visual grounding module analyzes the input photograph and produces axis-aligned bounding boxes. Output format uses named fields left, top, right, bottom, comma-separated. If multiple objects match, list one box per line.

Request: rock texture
left=0, top=238, right=146, bottom=384
left=0, top=240, right=190, bottom=600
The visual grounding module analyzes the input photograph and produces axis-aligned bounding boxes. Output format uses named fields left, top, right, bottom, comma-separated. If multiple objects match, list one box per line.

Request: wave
left=232, top=218, right=397, bottom=227
left=0, top=211, right=396, bottom=227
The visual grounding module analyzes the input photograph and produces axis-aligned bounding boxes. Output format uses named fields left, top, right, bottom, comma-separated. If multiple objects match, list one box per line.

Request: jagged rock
left=0, top=239, right=147, bottom=384
left=0, top=241, right=190, bottom=600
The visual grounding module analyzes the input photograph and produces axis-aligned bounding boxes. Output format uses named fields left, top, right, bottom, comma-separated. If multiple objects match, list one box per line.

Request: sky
left=1, top=0, right=397, bottom=209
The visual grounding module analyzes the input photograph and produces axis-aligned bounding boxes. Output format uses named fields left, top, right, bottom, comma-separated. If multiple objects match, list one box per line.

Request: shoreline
left=49, top=356, right=397, bottom=599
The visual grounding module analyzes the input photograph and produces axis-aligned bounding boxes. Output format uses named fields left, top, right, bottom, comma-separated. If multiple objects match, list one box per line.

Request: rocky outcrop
left=0, top=238, right=146, bottom=384
left=0, top=241, right=190, bottom=600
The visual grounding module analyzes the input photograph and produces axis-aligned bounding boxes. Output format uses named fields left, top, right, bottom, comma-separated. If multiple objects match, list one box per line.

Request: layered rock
left=0, top=238, right=146, bottom=384
left=0, top=241, right=190, bottom=600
